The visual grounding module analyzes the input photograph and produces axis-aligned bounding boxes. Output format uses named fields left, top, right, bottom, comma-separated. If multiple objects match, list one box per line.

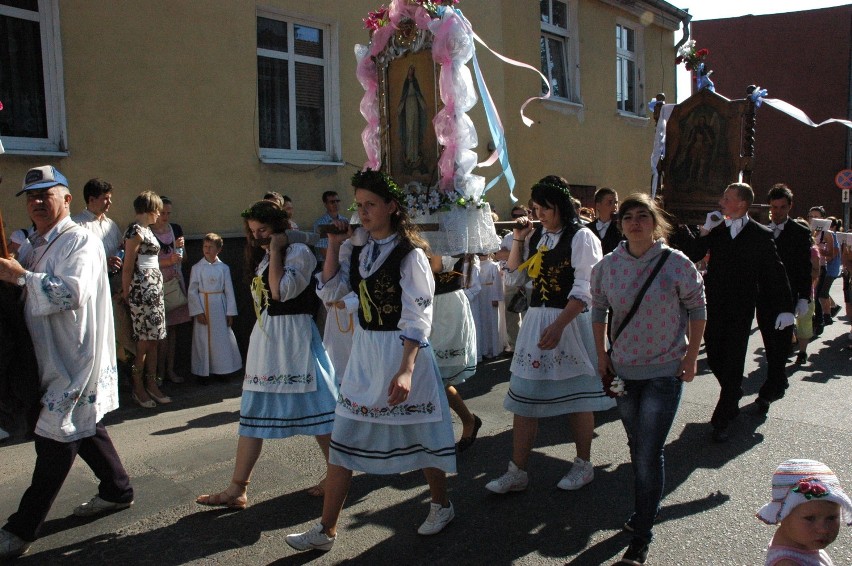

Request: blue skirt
left=238, top=323, right=338, bottom=439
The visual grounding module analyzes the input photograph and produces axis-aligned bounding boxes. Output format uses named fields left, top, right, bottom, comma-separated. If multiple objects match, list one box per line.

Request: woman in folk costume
left=429, top=254, right=482, bottom=452
left=474, top=252, right=505, bottom=359
left=196, top=201, right=337, bottom=509
left=286, top=170, right=456, bottom=553
left=187, top=233, right=242, bottom=379
left=485, top=176, right=614, bottom=495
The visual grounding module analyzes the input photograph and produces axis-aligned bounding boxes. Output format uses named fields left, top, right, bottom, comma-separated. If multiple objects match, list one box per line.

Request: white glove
left=794, top=299, right=809, bottom=318
left=775, top=312, right=795, bottom=329
left=703, top=211, right=724, bottom=232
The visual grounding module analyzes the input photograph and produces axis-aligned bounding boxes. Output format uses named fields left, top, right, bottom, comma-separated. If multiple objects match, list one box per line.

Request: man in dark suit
left=754, top=184, right=812, bottom=412
left=586, top=187, right=623, bottom=255
left=685, top=183, right=794, bottom=442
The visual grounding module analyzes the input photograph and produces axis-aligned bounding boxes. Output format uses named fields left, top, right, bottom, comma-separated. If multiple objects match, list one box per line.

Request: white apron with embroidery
left=243, top=244, right=317, bottom=394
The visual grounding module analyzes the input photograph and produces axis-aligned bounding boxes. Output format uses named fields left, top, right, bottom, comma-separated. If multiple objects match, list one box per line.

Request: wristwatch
left=16, top=272, right=27, bottom=287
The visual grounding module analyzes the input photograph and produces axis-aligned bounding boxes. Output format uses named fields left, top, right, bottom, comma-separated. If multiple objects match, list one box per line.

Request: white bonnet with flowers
left=756, top=459, right=852, bottom=526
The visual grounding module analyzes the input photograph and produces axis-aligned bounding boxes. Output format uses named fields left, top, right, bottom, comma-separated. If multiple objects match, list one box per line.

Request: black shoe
left=824, top=315, right=833, bottom=326
left=795, top=352, right=807, bottom=365
left=752, top=397, right=771, bottom=415
left=711, top=428, right=730, bottom=443
left=456, top=415, right=482, bottom=452
left=831, top=305, right=842, bottom=317
left=623, top=514, right=636, bottom=532
left=619, top=538, right=649, bottom=565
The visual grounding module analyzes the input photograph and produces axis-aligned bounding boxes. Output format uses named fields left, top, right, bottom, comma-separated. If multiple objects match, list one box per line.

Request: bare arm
left=387, top=338, right=419, bottom=406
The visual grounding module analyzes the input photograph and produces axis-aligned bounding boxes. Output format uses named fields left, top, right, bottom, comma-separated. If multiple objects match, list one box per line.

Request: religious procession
left=0, top=1, right=851, bottom=564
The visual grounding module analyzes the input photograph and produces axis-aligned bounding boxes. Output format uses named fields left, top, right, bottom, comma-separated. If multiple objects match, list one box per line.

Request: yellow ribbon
left=517, top=245, right=548, bottom=279
left=250, top=275, right=269, bottom=328
left=358, top=278, right=383, bottom=325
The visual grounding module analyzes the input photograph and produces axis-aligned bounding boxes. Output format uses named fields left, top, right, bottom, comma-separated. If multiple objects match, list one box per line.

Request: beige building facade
left=0, top=0, right=688, bottom=236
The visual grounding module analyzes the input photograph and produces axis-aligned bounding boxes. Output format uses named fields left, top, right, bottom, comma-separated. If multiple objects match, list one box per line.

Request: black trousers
left=3, top=421, right=133, bottom=542
left=756, top=310, right=792, bottom=403
left=704, top=309, right=753, bottom=430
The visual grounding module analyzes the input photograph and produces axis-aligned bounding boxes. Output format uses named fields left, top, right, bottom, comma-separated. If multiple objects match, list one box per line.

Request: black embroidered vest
left=528, top=226, right=575, bottom=310
left=350, top=239, right=415, bottom=331
left=433, top=257, right=464, bottom=295
left=261, top=266, right=319, bottom=316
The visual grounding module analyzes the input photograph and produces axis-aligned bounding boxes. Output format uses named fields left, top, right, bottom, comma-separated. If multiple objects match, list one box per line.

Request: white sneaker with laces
left=285, top=523, right=336, bottom=552
left=557, top=457, right=594, bottom=490
left=0, top=529, right=31, bottom=559
left=485, top=461, right=529, bottom=494
left=73, top=495, right=133, bottom=517
left=417, top=501, right=455, bottom=535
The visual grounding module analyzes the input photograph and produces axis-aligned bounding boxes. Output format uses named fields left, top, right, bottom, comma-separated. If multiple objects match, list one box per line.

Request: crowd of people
left=0, top=165, right=850, bottom=564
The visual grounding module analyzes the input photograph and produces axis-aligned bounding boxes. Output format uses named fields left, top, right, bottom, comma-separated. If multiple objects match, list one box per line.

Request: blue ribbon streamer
left=750, top=87, right=768, bottom=108
left=457, top=9, right=517, bottom=201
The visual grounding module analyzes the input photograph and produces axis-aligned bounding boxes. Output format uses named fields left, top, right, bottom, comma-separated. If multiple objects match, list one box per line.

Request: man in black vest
left=754, top=184, right=812, bottom=412
left=685, top=183, right=794, bottom=442
left=586, top=187, right=623, bottom=255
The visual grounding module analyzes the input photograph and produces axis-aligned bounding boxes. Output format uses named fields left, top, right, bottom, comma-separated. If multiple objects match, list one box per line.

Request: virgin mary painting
left=397, top=64, right=429, bottom=174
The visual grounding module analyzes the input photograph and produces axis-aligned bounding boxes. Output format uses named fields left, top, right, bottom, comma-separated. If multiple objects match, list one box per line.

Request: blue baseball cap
left=17, top=165, right=69, bottom=196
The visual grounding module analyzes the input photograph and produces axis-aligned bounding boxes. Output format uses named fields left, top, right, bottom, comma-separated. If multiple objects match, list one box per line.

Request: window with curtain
left=0, top=0, right=65, bottom=153
left=257, top=12, right=339, bottom=162
left=616, top=22, right=642, bottom=115
left=539, top=0, right=579, bottom=103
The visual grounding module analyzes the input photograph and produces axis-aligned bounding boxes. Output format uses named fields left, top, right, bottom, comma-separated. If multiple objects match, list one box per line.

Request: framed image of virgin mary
left=380, top=49, right=441, bottom=187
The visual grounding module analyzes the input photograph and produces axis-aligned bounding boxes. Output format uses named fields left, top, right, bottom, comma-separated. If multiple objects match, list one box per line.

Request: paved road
left=1, top=299, right=850, bottom=565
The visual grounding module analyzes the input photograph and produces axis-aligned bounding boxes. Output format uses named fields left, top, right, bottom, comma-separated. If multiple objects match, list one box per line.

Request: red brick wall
left=693, top=6, right=852, bottom=220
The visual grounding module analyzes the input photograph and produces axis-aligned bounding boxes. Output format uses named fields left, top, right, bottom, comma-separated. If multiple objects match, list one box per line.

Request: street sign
left=836, top=169, right=852, bottom=189
left=843, top=189, right=850, bottom=203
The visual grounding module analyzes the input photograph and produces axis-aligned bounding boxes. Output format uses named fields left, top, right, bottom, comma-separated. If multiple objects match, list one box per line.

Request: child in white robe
left=474, top=254, right=504, bottom=359
left=188, top=233, right=242, bottom=380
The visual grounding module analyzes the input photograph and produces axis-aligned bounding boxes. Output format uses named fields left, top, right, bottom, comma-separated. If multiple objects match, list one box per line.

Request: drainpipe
left=845, top=11, right=851, bottom=229
left=675, top=11, right=692, bottom=50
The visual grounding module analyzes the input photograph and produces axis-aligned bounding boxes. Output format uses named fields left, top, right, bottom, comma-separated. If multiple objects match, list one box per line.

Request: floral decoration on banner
left=363, top=0, right=458, bottom=29
left=676, top=40, right=714, bottom=92
left=792, top=478, right=830, bottom=499
left=403, top=184, right=487, bottom=216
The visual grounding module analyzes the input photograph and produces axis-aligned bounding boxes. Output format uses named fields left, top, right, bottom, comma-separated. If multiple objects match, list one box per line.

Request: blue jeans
left=616, top=375, right=683, bottom=544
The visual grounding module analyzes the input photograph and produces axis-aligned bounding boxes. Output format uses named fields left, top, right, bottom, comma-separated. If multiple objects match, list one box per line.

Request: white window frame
left=615, top=18, right=644, bottom=117
left=256, top=8, right=342, bottom=165
left=0, top=0, right=67, bottom=155
left=540, top=0, right=580, bottom=105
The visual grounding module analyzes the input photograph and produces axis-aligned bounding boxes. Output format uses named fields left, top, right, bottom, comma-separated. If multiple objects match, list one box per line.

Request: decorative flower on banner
left=676, top=40, right=714, bottom=92
left=363, top=6, right=389, bottom=31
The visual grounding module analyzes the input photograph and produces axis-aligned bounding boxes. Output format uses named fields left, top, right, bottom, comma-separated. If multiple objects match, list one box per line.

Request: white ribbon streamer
left=763, top=98, right=852, bottom=129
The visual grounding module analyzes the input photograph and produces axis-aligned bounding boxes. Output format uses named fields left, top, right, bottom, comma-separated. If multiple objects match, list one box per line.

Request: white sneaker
left=557, top=457, right=594, bottom=490
left=286, top=523, right=335, bottom=552
left=0, top=529, right=31, bottom=559
left=485, top=461, right=529, bottom=494
left=417, top=501, right=455, bottom=535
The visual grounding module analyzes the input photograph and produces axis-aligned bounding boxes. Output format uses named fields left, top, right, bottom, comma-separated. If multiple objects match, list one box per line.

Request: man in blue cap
left=0, top=166, right=134, bottom=559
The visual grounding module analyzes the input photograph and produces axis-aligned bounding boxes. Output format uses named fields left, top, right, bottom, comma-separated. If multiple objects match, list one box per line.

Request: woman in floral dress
left=122, top=191, right=170, bottom=408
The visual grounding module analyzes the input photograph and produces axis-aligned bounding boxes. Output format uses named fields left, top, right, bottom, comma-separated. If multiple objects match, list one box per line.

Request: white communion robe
left=187, top=257, right=242, bottom=376
left=18, top=216, right=119, bottom=442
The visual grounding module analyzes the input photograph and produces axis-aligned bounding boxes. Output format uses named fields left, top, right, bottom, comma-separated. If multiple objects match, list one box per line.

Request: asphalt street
left=1, top=293, right=850, bottom=565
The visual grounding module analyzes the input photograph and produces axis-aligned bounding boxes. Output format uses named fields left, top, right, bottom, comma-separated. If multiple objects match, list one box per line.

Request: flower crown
left=351, top=169, right=406, bottom=204
left=531, top=180, right=573, bottom=199
left=241, top=201, right=287, bottom=225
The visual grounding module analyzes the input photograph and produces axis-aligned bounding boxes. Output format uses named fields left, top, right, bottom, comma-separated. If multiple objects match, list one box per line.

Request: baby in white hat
left=757, top=459, right=852, bottom=566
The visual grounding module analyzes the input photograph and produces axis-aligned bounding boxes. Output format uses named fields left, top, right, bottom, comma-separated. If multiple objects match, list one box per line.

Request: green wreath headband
left=351, top=169, right=406, bottom=204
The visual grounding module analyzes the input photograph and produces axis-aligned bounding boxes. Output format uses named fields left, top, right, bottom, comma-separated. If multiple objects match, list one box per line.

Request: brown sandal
left=196, top=479, right=250, bottom=510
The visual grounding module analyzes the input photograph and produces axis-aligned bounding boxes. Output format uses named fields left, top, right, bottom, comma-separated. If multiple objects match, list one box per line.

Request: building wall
left=693, top=6, right=852, bottom=216
left=1, top=0, right=682, bottom=234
